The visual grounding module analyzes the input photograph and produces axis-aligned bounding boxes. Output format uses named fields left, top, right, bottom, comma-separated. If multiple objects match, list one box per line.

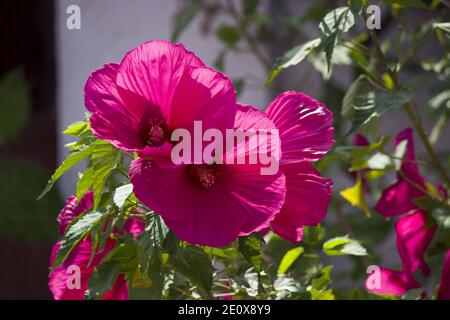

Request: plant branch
left=363, top=12, right=450, bottom=189
left=223, top=1, right=272, bottom=72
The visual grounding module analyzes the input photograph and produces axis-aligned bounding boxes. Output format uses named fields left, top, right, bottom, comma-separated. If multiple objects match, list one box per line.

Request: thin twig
left=224, top=1, right=272, bottom=72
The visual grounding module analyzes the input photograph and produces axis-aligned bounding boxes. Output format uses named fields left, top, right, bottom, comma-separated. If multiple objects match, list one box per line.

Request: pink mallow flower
left=49, top=191, right=144, bottom=300
left=84, top=40, right=237, bottom=164
left=264, top=91, right=334, bottom=242
left=438, top=250, right=450, bottom=300
left=130, top=104, right=286, bottom=247
left=367, top=129, right=438, bottom=296
left=374, top=128, right=426, bottom=218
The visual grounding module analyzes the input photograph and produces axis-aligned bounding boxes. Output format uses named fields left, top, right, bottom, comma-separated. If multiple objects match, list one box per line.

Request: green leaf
left=0, top=159, right=62, bottom=240
left=264, top=38, right=321, bottom=85
left=38, top=141, right=100, bottom=200
left=367, top=153, right=394, bottom=170
left=137, top=215, right=168, bottom=275
left=171, top=0, right=201, bottom=42
left=63, top=121, right=90, bottom=136
left=113, top=184, right=133, bottom=209
left=383, top=0, right=430, bottom=9
left=0, top=69, right=31, bottom=146
left=413, top=195, right=446, bottom=213
left=172, top=246, right=213, bottom=292
left=216, top=24, right=241, bottom=48
left=90, top=143, right=123, bottom=208
left=309, top=266, right=335, bottom=300
left=239, top=235, right=263, bottom=272
left=318, top=7, right=355, bottom=71
left=85, top=260, right=120, bottom=300
left=342, top=75, right=373, bottom=118
left=433, top=22, right=450, bottom=38
left=243, top=0, right=260, bottom=16
left=308, top=45, right=351, bottom=80
left=323, top=235, right=368, bottom=256
left=348, top=0, right=367, bottom=14
left=76, top=167, right=95, bottom=199
left=53, top=210, right=106, bottom=268
left=278, top=247, right=304, bottom=274
left=340, top=178, right=371, bottom=217
left=343, top=76, right=414, bottom=135
left=302, top=225, right=326, bottom=244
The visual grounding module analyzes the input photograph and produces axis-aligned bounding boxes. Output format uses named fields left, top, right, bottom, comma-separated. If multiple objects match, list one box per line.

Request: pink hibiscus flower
left=374, top=128, right=426, bottom=218
left=49, top=191, right=144, bottom=300
left=367, top=129, right=438, bottom=296
left=365, top=210, right=436, bottom=296
left=438, top=250, right=450, bottom=300
left=130, top=104, right=286, bottom=247
left=84, top=40, right=237, bottom=164
left=264, top=91, right=334, bottom=242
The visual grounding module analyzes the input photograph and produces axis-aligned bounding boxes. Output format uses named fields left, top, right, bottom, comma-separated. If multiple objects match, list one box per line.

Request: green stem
left=364, top=12, right=450, bottom=190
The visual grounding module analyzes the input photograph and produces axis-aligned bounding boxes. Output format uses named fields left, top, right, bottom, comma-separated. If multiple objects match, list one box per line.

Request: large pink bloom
left=130, top=104, right=286, bottom=247
left=49, top=192, right=144, bottom=300
left=374, top=128, right=426, bottom=217
left=438, top=250, right=450, bottom=300
left=85, top=40, right=237, bottom=163
left=264, top=91, right=334, bottom=242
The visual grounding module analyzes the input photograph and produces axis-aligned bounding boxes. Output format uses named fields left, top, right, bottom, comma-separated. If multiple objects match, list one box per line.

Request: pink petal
left=374, top=180, right=425, bottom=218
left=395, top=128, right=422, bottom=180
left=366, top=267, right=420, bottom=296
left=84, top=64, right=150, bottom=151
left=129, top=158, right=286, bottom=247
left=102, top=274, right=128, bottom=300
left=48, top=239, right=123, bottom=300
left=270, top=162, right=332, bottom=242
left=57, top=191, right=94, bottom=235
left=354, top=133, right=369, bottom=147
left=374, top=129, right=426, bottom=217
left=396, top=211, right=436, bottom=276
left=123, top=218, right=145, bottom=237
left=141, top=66, right=237, bottom=164
left=265, top=91, right=334, bottom=164
left=116, top=40, right=205, bottom=120
left=169, top=66, right=236, bottom=133
left=226, top=104, right=281, bottom=166
left=438, top=250, right=450, bottom=300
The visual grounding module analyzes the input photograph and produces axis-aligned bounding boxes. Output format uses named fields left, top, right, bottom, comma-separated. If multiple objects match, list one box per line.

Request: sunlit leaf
left=340, top=178, right=371, bottom=216
left=264, top=38, right=321, bottom=85
left=318, top=6, right=355, bottom=71
left=278, top=247, right=304, bottom=274
left=323, top=235, right=368, bottom=256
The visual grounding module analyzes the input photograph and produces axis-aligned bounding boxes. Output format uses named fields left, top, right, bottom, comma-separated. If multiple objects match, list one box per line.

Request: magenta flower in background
left=396, top=210, right=436, bottom=277
left=366, top=210, right=436, bottom=296
left=49, top=192, right=144, bottom=300
left=366, top=267, right=420, bottom=296
left=85, top=40, right=237, bottom=164
left=366, top=129, right=439, bottom=296
left=264, top=91, right=334, bottom=242
left=375, top=128, right=426, bottom=218
left=130, top=104, right=286, bottom=247
left=438, top=250, right=450, bottom=300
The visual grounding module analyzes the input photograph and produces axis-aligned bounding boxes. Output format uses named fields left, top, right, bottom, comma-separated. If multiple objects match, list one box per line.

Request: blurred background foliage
left=0, top=69, right=61, bottom=241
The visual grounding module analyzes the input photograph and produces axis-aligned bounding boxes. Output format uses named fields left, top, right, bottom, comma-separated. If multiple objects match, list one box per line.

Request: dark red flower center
left=185, top=164, right=220, bottom=189
left=147, top=120, right=168, bottom=147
